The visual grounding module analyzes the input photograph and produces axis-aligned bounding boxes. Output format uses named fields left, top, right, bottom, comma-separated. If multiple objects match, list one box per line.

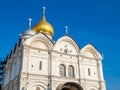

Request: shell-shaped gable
left=53, top=36, right=80, bottom=55
left=24, top=33, right=54, bottom=50
left=80, top=44, right=102, bottom=60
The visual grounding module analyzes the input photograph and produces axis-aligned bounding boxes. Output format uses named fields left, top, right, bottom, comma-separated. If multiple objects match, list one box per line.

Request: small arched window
left=59, top=64, right=66, bottom=77
left=68, top=65, right=74, bottom=77
left=64, top=49, right=68, bottom=54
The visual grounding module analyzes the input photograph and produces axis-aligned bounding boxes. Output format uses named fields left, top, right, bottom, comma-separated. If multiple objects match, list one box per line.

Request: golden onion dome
left=33, top=15, right=54, bottom=36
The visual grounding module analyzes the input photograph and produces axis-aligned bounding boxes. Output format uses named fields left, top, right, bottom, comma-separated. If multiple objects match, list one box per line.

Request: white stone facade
left=2, top=32, right=106, bottom=90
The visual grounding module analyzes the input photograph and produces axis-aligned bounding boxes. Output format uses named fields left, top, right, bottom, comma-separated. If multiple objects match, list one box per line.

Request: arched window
left=64, top=49, right=68, bottom=54
left=36, top=87, right=40, bottom=90
left=68, top=65, right=74, bottom=77
left=59, top=64, right=66, bottom=77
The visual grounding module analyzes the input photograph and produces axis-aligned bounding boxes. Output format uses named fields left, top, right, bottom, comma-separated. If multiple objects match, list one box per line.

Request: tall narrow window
left=88, top=68, right=91, bottom=76
left=39, top=61, right=42, bottom=70
left=68, top=65, right=74, bottom=77
left=59, top=64, right=66, bottom=77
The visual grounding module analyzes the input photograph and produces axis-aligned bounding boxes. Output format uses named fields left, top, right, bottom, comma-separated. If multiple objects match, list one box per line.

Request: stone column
left=48, top=50, right=52, bottom=90
left=97, top=60, right=106, bottom=90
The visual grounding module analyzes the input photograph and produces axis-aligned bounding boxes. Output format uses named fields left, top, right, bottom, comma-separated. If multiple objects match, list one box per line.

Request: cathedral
left=2, top=7, right=106, bottom=90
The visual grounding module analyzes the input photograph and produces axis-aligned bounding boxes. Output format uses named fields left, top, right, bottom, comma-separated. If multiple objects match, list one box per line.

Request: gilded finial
left=65, top=26, right=68, bottom=35
left=28, top=18, right=32, bottom=30
left=42, top=6, right=46, bottom=16
left=33, top=7, right=54, bottom=36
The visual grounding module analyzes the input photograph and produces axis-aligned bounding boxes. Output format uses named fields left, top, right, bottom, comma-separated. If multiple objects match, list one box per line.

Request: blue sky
left=0, top=0, right=120, bottom=90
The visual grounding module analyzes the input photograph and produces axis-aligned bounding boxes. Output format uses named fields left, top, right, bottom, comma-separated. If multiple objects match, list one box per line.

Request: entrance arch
left=56, top=82, right=83, bottom=90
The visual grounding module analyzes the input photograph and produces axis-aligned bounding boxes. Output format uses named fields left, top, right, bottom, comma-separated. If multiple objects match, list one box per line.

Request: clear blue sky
left=0, top=0, right=120, bottom=90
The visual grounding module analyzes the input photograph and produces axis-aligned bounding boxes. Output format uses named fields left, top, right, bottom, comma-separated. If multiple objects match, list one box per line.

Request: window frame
left=68, top=65, right=74, bottom=78
left=59, top=64, right=66, bottom=77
